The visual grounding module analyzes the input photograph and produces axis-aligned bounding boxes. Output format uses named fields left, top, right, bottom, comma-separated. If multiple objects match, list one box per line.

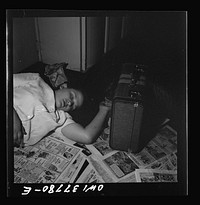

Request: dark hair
left=76, top=88, right=86, bottom=110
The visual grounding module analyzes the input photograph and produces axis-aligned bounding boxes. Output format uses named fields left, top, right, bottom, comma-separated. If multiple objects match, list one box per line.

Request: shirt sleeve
left=55, top=112, right=75, bottom=134
left=13, top=73, right=40, bottom=88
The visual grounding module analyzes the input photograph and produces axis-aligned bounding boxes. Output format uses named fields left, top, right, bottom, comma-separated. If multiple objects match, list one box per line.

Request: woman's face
left=54, top=88, right=84, bottom=112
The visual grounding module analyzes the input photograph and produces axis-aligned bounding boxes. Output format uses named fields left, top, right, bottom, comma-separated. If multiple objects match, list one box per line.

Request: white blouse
left=13, top=73, right=75, bottom=146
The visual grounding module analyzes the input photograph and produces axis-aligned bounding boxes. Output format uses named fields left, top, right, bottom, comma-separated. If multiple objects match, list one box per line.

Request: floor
left=13, top=118, right=177, bottom=184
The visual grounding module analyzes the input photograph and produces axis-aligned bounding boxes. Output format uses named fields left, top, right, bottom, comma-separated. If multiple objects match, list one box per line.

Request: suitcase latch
left=129, top=90, right=141, bottom=99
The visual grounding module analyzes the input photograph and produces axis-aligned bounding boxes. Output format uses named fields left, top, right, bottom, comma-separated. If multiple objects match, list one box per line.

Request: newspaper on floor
left=127, top=125, right=177, bottom=170
left=135, top=169, right=177, bottom=182
left=86, top=127, right=139, bottom=182
left=14, top=133, right=85, bottom=183
left=55, top=125, right=138, bottom=183
left=14, top=132, right=106, bottom=184
left=85, top=122, right=177, bottom=182
left=73, top=159, right=105, bottom=183
left=13, top=118, right=177, bottom=184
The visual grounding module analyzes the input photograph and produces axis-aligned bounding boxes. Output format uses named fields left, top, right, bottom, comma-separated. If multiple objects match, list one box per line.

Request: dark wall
left=121, top=11, right=186, bottom=97
left=13, top=17, right=39, bottom=73
left=125, top=12, right=185, bottom=65
left=126, top=11, right=185, bottom=47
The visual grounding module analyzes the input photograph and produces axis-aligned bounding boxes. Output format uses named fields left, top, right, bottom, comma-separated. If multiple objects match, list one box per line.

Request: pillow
left=44, top=62, right=69, bottom=89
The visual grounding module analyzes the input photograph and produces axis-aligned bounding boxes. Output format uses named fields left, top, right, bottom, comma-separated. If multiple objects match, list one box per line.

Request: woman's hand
left=13, top=108, right=26, bottom=147
left=99, top=98, right=112, bottom=113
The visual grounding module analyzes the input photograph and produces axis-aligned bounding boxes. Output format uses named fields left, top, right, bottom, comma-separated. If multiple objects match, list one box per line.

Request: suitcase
left=109, top=63, right=164, bottom=153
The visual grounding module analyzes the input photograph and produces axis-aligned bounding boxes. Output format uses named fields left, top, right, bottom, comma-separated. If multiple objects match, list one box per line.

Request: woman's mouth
left=62, top=99, right=71, bottom=108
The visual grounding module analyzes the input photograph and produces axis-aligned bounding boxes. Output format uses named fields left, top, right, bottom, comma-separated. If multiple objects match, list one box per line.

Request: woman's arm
left=61, top=101, right=111, bottom=144
left=13, top=108, right=26, bottom=147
